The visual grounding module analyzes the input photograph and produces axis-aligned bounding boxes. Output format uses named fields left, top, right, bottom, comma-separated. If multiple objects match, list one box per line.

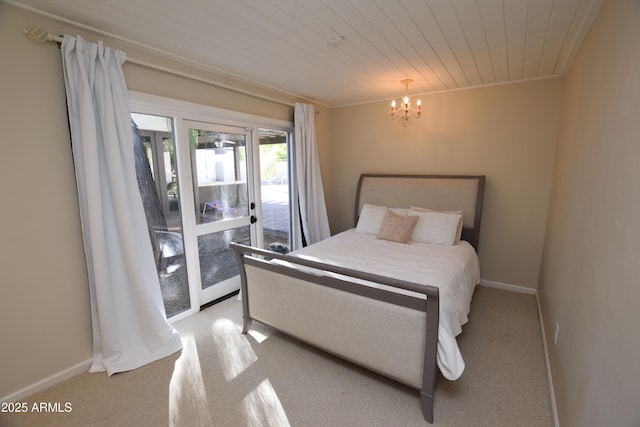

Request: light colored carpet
left=0, top=286, right=553, bottom=426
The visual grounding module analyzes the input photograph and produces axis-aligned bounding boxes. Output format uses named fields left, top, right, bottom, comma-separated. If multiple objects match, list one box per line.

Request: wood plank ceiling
left=9, top=0, right=606, bottom=107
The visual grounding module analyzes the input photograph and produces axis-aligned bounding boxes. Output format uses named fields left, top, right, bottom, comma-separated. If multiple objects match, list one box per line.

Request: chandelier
left=389, top=79, right=422, bottom=127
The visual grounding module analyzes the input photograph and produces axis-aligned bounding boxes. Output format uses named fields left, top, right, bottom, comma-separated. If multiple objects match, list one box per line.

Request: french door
left=130, top=92, right=294, bottom=320
left=184, top=121, right=255, bottom=305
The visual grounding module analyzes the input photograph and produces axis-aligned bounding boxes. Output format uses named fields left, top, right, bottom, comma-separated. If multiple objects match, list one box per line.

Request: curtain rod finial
left=24, top=25, right=62, bottom=43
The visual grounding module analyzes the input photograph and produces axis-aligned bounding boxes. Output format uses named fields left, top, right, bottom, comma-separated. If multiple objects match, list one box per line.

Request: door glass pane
left=259, top=129, right=291, bottom=254
left=131, top=113, right=190, bottom=317
left=188, top=128, right=249, bottom=225
left=198, top=226, right=251, bottom=290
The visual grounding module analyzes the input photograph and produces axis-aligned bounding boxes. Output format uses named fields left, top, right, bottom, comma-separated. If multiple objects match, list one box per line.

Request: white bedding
left=288, top=228, right=480, bottom=380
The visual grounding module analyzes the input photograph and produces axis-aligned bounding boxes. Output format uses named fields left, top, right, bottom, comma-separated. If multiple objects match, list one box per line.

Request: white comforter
left=289, top=229, right=480, bottom=380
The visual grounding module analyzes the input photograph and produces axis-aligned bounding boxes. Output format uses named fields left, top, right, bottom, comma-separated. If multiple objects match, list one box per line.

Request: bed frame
left=231, top=174, right=485, bottom=423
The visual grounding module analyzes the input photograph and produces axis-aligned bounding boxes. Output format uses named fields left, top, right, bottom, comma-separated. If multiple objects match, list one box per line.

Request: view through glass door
left=131, top=112, right=191, bottom=318
left=258, top=128, right=292, bottom=254
left=186, top=121, right=254, bottom=305
left=131, top=101, right=294, bottom=318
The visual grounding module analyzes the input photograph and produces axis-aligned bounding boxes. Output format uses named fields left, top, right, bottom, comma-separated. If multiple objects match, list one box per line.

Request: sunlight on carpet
left=242, top=379, right=291, bottom=427
left=169, top=333, right=212, bottom=426
left=168, top=315, right=290, bottom=427
left=248, top=328, right=271, bottom=344
left=211, top=318, right=257, bottom=381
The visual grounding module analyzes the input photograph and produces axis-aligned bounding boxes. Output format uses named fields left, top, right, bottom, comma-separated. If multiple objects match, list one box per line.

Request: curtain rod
left=23, top=25, right=305, bottom=109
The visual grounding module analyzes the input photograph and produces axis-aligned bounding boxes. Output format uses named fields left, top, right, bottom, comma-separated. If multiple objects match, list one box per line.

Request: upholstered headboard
left=355, top=174, right=486, bottom=251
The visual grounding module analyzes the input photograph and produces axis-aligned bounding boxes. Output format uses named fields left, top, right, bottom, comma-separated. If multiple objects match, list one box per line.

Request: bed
left=231, top=173, right=485, bottom=423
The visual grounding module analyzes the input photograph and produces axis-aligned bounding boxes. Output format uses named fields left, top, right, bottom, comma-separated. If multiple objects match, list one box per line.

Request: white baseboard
left=479, top=279, right=537, bottom=295
left=1, top=358, right=92, bottom=403
left=536, top=294, right=560, bottom=427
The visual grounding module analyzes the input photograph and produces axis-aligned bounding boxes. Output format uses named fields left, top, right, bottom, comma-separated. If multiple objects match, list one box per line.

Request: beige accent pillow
left=411, top=206, right=464, bottom=244
left=376, top=210, right=419, bottom=243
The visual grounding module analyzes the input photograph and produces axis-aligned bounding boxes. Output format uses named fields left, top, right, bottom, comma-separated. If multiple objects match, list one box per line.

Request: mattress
left=289, top=228, right=480, bottom=380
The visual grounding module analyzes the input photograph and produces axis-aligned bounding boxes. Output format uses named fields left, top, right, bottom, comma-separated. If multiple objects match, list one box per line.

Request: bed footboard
left=231, top=242, right=440, bottom=423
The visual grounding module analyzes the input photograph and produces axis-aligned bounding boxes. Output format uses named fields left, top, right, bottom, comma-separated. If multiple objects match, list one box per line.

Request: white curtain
left=61, top=35, right=182, bottom=375
left=293, top=103, right=331, bottom=248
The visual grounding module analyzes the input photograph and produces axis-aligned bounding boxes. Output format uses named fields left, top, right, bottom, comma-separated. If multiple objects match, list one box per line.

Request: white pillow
left=409, top=209, right=463, bottom=245
left=389, top=207, right=409, bottom=216
left=411, top=206, right=464, bottom=244
left=356, top=204, right=408, bottom=234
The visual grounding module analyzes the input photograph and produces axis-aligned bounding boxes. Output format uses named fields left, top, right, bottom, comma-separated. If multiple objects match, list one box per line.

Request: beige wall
left=0, top=3, right=93, bottom=398
left=327, top=80, right=563, bottom=288
left=538, top=0, right=640, bottom=425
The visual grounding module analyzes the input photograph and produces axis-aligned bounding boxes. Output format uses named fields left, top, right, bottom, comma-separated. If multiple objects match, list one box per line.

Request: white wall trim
left=536, top=293, right=560, bottom=427
left=479, top=279, right=537, bottom=295
left=0, top=358, right=92, bottom=403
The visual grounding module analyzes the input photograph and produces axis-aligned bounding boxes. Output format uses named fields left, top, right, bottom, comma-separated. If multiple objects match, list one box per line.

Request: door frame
left=129, top=91, right=293, bottom=323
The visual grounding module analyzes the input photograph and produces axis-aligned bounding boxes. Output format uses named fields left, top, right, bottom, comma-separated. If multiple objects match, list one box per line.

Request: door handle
left=250, top=215, right=257, bottom=224
left=250, top=202, right=255, bottom=210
